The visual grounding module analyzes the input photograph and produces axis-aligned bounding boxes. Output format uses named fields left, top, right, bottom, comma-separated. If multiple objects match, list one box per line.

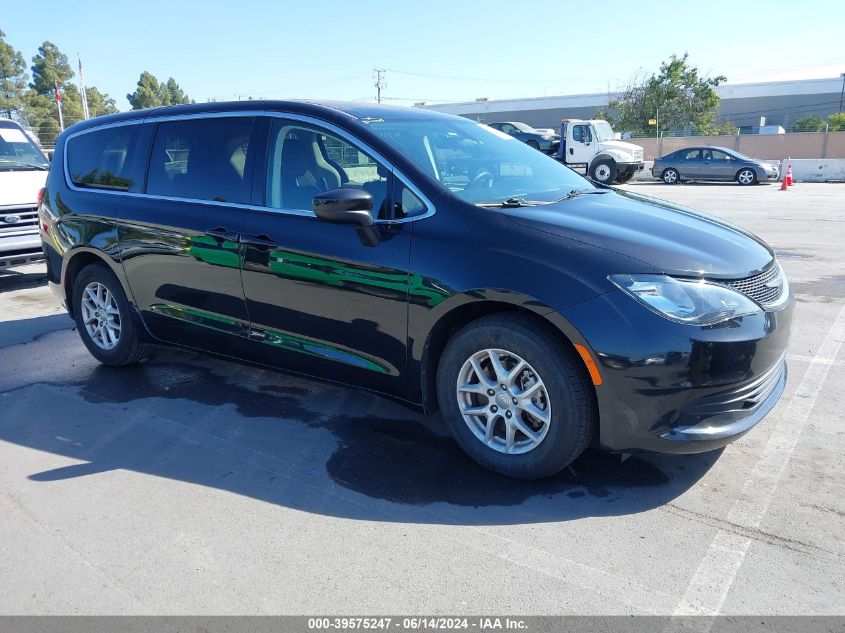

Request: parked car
left=1, top=118, right=50, bottom=269
left=42, top=101, right=792, bottom=479
left=487, top=121, right=560, bottom=154
left=652, top=146, right=780, bottom=185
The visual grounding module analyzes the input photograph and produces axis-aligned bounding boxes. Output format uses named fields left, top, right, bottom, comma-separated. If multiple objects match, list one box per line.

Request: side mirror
left=313, top=188, right=374, bottom=227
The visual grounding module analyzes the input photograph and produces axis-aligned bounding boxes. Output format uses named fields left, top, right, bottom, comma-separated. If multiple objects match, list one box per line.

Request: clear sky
left=4, top=0, right=845, bottom=110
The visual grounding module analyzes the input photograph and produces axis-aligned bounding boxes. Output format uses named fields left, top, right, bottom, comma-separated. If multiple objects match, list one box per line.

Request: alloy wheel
left=663, top=169, right=678, bottom=184
left=456, top=348, right=551, bottom=454
left=80, top=281, right=122, bottom=350
left=738, top=169, right=755, bottom=185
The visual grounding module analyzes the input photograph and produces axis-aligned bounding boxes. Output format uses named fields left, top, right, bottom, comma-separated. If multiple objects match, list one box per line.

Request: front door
left=678, top=148, right=703, bottom=178
left=119, top=116, right=256, bottom=355
left=567, top=123, right=595, bottom=164
left=706, top=149, right=736, bottom=180
left=237, top=118, right=412, bottom=394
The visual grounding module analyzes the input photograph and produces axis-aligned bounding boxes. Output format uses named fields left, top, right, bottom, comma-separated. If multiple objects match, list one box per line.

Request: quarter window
left=146, top=117, right=253, bottom=203
left=266, top=121, right=390, bottom=218
left=67, top=125, right=143, bottom=191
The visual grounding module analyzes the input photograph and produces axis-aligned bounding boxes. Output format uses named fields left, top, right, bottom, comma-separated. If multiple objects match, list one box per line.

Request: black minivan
left=40, top=101, right=793, bottom=479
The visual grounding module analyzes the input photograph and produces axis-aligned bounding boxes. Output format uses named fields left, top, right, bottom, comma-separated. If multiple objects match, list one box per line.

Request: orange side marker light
left=574, top=343, right=603, bottom=386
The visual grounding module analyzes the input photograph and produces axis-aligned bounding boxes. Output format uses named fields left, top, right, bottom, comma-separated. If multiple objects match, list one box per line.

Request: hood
left=0, top=170, right=48, bottom=206
left=598, top=139, right=641, bottom=154
left=503, top=189, right=773, bottom=278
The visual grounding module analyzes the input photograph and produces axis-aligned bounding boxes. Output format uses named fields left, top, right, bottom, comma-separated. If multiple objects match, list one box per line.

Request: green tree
left=84, top=86, right=119, bottom=117
left=792, top=115, right=827, bottom=132
left=29, top=41, right=73, bottom=95
left=0, top=30, right=28, bottom=119
left=828, top=112, right=845, bottom=132
left=18, top=41, right=118, bottom=145
left=127, top=71, right=192, bottom=109
left=609, top=53, right=726, bottom=136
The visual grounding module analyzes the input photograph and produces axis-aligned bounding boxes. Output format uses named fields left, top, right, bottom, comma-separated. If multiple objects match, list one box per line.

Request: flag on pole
left=78, top=53, right=90, bottom=120
left=54, top=81, right=64, bottom=131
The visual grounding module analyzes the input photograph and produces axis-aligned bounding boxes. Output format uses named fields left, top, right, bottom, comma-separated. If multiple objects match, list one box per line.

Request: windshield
left=510, top=121, right=535, bottom=133
left=592, top=121, right=616, bottom=142
left=0, top=122, right=49, bottom=170
left=365, top=117, right=592, bottom=205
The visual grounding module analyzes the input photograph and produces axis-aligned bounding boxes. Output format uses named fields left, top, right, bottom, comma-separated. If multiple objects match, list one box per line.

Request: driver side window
left=266, top=120, right=389, bottom=218
left=573, top=125, right=592, bottom=143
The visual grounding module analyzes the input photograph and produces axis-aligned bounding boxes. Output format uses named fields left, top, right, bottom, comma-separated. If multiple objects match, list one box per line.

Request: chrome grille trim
left=715, top=263, right=785, bottom=308
left=0, top=205, right=39, bottom=235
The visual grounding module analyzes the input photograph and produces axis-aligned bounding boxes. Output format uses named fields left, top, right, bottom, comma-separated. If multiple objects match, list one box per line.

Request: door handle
left=205, top=228, right=239, bottom=242
left=242, top=234, right=278, bottom=249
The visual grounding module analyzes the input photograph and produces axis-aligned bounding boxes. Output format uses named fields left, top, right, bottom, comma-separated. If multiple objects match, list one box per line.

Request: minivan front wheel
left=72, top=263, right=149, bottom=366
left=436, top=314, right=595, bottom=479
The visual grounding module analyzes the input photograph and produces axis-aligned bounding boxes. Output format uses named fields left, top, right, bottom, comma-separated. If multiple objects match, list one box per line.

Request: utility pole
left=373, top=68, right=386, bottom=104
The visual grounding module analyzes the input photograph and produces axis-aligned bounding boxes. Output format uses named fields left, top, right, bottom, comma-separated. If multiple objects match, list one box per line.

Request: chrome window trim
left=62, top=110, right=437, bottom=224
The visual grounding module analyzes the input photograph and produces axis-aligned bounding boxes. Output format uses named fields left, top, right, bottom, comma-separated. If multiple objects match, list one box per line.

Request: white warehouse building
left=421, top=76, right=845, bottom=133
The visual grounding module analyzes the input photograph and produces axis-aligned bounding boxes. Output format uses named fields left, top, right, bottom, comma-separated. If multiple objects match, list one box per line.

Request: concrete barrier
left=779, top=159, right=845, bottom=182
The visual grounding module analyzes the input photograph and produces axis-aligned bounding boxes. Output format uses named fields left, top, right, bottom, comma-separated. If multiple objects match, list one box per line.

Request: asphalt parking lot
left=0, top=182, right=843, bottom=616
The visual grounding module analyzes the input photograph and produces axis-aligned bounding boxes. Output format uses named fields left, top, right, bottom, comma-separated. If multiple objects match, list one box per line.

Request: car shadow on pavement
left=0, top=264, right=48, bottom=292
left=0, top=315, right=721, bottom=525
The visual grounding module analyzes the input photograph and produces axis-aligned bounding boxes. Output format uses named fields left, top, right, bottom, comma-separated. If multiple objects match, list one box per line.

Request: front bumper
left=563, top=288, right=794, bottom=454
left=617, top=162, right=645, bottom=177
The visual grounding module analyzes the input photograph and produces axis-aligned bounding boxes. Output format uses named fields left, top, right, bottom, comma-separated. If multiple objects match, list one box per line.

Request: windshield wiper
left=475, top=197, right=544, bottom=208
left=552, top=188, right=608, bottom=202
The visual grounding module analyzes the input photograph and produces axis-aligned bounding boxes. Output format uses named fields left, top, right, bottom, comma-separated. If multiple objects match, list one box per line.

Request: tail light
left=37, top=187, right=46, bottom=205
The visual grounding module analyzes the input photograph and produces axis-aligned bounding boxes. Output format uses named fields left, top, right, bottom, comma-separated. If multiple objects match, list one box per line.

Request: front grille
left=682, top=355, right=786, bottom=417
left=717, top=263, right=785, bottom=308
left=633, top=149, right=644, bottom=161
left=0, top=205, right=39, bottom=235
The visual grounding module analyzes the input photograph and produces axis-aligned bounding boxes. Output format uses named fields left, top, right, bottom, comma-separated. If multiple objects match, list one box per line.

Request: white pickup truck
left=555, top=119, right=644, bottom=184
left=0, top=119, right=49, bottom=269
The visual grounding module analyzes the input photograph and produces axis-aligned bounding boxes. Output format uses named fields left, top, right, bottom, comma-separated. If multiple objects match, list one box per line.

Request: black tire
left=71, top=262, right=149, bottom=366
left=615, top=172, right=635, bottom=184
left=526, top=139, right=541, bottom=150
left=662, top=168, right=680, bottom=184
left=736, top=168, right=757, bottom=185
left=436, top=313, right=596, bottom=479
left=590, top=159, right=617, bottom=184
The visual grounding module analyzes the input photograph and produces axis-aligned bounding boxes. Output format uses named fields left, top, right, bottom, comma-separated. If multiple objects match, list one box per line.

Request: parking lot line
left=674, top=304, right=845, bottom=618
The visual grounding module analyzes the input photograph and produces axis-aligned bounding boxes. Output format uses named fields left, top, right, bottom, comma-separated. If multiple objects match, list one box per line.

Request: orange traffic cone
left=785, top=164, right=794, bottom=186
left=780, top=175, right=788, bottom=191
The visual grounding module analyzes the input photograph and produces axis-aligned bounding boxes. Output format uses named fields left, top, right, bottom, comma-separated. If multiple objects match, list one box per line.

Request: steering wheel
left=471, top=169, right=494, bottom=188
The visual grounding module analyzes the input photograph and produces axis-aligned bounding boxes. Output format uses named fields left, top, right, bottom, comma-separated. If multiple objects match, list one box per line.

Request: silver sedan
left=651, top=146, right=780, bottom=185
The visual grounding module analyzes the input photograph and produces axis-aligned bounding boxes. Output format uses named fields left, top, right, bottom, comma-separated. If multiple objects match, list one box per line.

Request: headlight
left=541, top=135, right=554, bottom=140
left=609, top=274, right=762, bottom=325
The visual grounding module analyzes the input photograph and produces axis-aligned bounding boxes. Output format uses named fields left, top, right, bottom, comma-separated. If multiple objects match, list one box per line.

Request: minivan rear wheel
left=72, top=263, right=149, bottom=366
left=436, top=313, right=595, bottom=479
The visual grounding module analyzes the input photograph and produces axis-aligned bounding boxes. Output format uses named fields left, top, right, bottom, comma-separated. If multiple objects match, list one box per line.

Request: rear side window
left=146, top=117, right=253, bottom=203
left=67, top=125, right=143, bottom=191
